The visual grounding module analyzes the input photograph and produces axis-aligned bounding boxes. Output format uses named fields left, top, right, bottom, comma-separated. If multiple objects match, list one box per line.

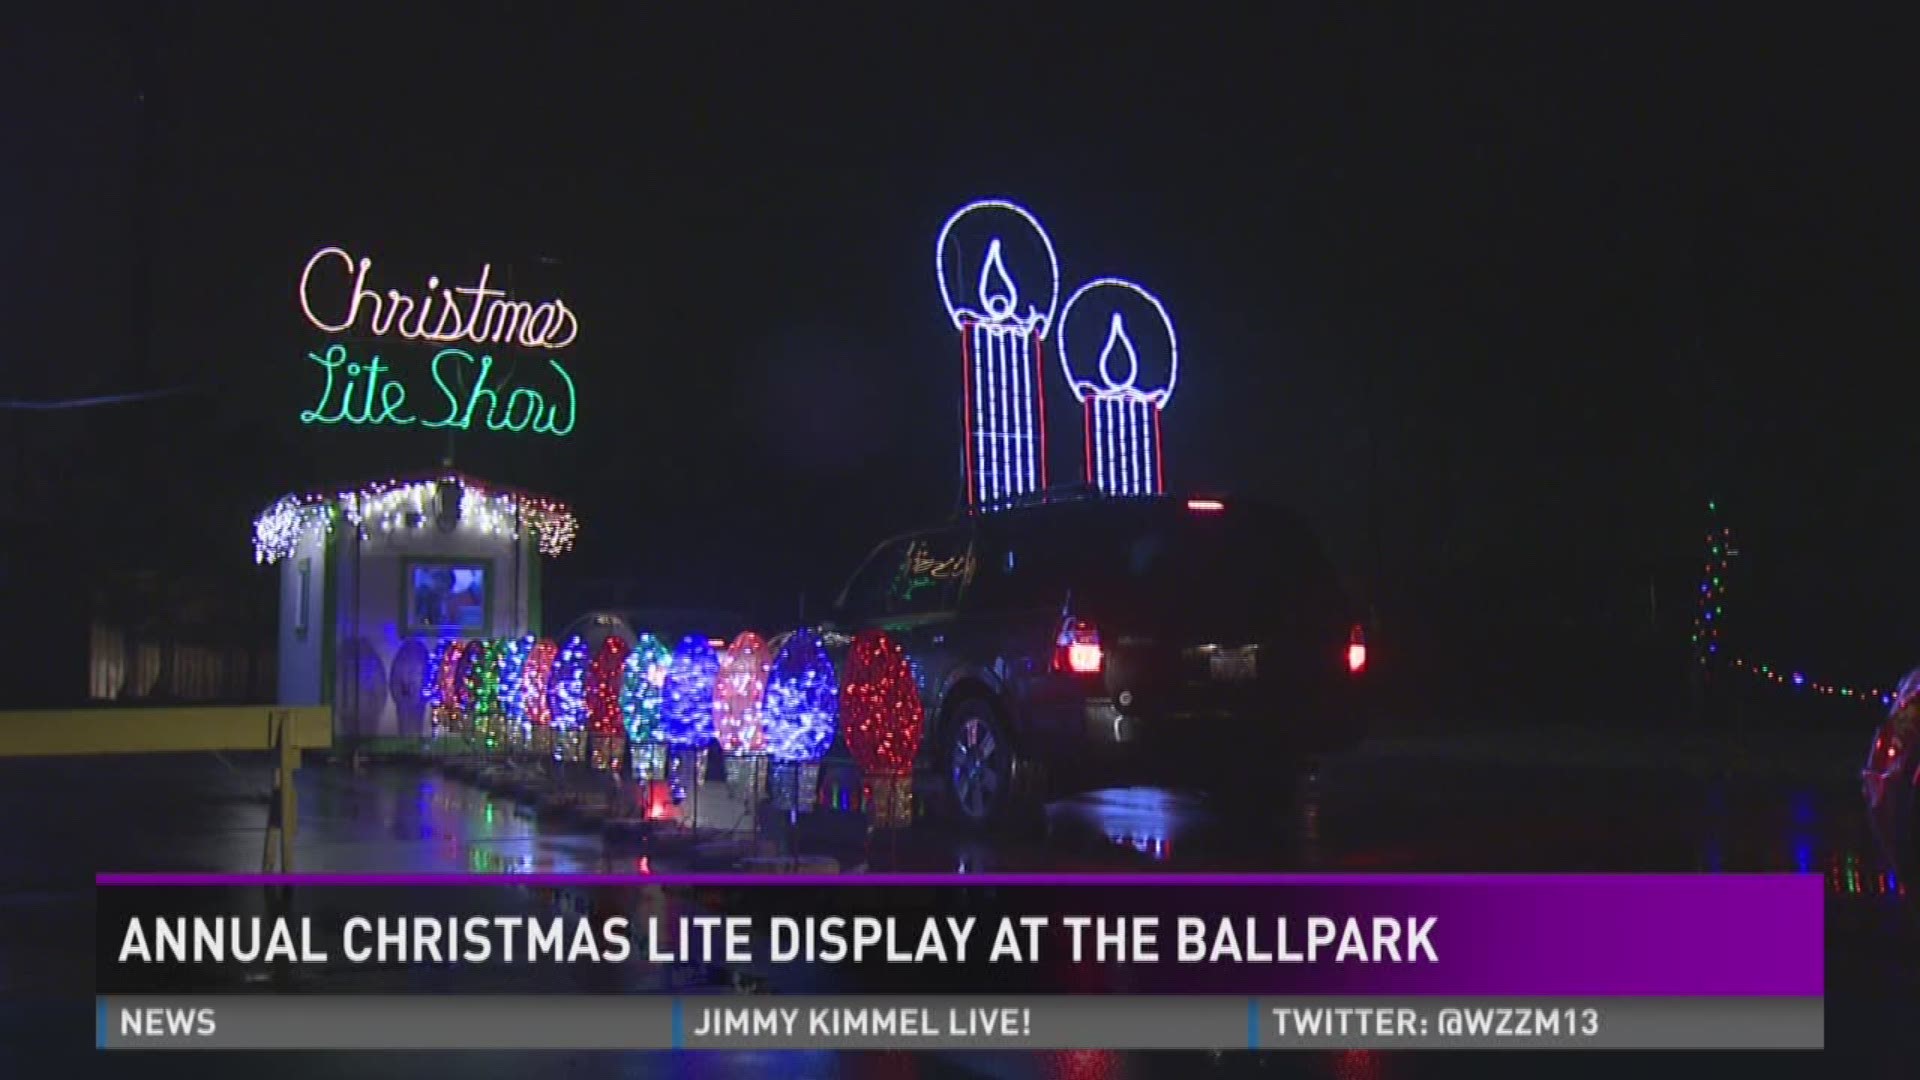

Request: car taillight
left=1872, top=730, right=1902, bottom=767
left=1053, top=618, right=1104, bottom=674
left=1346, top=624, right=1367, bottom=674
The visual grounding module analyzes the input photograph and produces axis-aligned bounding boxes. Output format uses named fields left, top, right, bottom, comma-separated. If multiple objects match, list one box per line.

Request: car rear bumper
left=1043, top=682, right=1367, bottom=794
left=1864, top=763, right=1914, bottom=878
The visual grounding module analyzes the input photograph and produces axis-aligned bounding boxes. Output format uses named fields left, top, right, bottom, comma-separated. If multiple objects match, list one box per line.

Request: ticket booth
left=252, top=471, right=577, bottom=742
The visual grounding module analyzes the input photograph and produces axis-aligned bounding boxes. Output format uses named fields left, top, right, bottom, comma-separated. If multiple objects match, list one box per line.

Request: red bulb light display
left=586, top=636, right=631, bottom=737
left=840, top=630, right=925, bottom=778
left=715, top=631, right=771, bottom=754
left=520, top=638, right=558, bottom=727
left=436, top=640, right=464, bottom=716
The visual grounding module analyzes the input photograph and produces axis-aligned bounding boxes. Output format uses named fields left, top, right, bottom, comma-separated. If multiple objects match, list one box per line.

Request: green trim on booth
left=319, top=506, right=340, bottom=708
left=526, top=535, right=542, bottom=636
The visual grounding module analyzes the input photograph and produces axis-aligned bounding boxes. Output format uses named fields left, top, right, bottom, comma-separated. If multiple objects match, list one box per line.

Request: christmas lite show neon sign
left=935, top=200, right=1059, bottom=508
left=295, top=246, right=578, bottom=435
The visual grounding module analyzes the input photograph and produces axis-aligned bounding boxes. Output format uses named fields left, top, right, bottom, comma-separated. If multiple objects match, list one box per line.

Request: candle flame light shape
left=714, top=631, right=772, bottom=754
left=1057, top=278, right=1179, bottom=496
left=935, top=199, right=1060, bottom=509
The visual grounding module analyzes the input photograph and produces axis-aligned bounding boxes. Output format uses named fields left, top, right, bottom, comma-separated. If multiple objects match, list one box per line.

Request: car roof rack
left=962, top=483, right=1165, bottom=518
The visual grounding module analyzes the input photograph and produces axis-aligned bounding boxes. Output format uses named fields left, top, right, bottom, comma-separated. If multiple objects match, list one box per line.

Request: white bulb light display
left=935, top=199, right=1060, bottom=509
left=1057, top=278, right=1178, bottom=497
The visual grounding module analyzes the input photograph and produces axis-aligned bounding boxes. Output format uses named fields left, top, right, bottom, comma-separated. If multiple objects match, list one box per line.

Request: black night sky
left=5, top=5, right=1919, bottom=697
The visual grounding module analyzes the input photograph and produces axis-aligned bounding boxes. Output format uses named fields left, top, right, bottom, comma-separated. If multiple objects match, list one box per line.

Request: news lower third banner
left=96, top=873, right=1824, bottom=1051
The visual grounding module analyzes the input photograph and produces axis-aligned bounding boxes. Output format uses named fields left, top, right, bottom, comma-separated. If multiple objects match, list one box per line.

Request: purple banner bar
left=95, top=872, right=1823, bottom=996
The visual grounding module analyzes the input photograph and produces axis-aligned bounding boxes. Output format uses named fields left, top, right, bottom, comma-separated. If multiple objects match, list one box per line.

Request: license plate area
left=1208, top=649, right=1258, bottom=682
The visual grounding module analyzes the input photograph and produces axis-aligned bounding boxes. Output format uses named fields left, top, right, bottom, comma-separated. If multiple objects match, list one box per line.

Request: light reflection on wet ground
left=1, top=729, right=1914, bottom=1076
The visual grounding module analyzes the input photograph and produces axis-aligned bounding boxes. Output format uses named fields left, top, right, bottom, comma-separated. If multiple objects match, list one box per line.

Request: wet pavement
left=1, top=723, right=1913, bottom=1075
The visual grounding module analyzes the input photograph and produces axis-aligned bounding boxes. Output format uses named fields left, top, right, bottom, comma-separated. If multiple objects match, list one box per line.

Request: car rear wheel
left=942, top=696, right=1019, bottom=830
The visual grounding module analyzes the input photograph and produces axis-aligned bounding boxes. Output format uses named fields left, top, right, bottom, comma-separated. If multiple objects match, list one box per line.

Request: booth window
left=403, top=560, right=492, bottom=635
left=295, top=559, right=312, bottom=640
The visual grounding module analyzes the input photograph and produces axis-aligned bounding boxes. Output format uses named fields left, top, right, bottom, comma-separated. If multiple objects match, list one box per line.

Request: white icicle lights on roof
left=251, top=473, right=578, bottom=564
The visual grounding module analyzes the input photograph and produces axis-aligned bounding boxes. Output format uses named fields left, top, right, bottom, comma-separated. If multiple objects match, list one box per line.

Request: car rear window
left=975, top=501, right=1343, bottom=632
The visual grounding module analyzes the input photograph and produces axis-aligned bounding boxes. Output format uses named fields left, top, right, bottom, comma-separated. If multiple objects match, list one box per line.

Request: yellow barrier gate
left=0, top=706, right=332, bottom=872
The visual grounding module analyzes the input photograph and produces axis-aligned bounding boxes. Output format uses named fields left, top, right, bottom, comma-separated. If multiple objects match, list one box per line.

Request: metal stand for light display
left=662, top=744, right=707, bottom=835
left=861, top=774, right=914, bottom=871
left=768, top=761, right=820, bottom=814
left=589, top=733, right=623, bottom=772
left=864, top=776, right=914, bottom=829
left=724, top=753, right=770, bottom=838
left=601, top=739, right=670, bottom=845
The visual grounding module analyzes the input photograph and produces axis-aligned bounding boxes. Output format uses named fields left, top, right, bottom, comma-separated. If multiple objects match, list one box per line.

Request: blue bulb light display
left=761, top=629, right=839, bottom=763
left=546, top=635, right=591, bottom=731
left=621, top=632, right=672, bottom=744
left=657, top=634, right=720, bottom=747
left=498, top=635, right=534, bottom=722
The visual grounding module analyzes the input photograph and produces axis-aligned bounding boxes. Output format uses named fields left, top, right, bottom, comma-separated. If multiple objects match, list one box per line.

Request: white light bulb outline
left=1057, top=277, right=1178, bottom=408
left=934, top=199, right=1061, bottom=337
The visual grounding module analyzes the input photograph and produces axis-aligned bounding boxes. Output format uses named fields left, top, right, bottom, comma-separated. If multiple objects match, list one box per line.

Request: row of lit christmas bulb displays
left=420, top=627, right=927, bottom=788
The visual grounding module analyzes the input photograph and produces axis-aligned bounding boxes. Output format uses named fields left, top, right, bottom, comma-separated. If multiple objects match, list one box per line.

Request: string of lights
left=1694, top=501, right=1894, bottom=707
left=252, top=472, right=577, bottom=564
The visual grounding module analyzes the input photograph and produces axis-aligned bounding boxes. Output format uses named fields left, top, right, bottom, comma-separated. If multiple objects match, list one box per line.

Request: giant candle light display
left=714, top=631, right=772, bottom=755
left=935, top=199, right=1060, bottom=509
left=1058, top=278, right=1179, bottom=497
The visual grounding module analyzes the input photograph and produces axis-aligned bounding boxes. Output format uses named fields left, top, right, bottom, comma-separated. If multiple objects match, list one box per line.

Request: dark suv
left=824, top=491, right=1367, bottom=827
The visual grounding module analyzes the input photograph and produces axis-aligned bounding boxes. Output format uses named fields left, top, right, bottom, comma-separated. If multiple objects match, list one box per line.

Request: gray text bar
left=97, top=995, right=1823, bottom=1050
